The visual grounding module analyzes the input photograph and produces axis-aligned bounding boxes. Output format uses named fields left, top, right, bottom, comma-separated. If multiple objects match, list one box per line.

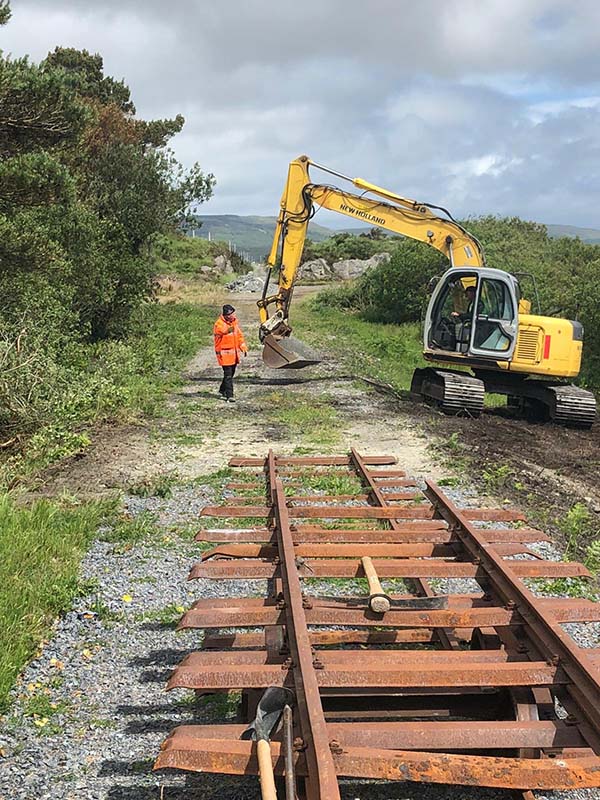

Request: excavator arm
left=258, top=155, right=484, bottom=367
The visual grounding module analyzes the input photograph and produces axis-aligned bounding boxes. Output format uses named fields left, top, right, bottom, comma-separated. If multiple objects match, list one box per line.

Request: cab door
left=469, top=275, right=518, bottom=360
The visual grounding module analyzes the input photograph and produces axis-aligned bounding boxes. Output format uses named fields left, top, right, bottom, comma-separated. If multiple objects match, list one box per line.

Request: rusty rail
left=155, top=451, right=600, bottom=798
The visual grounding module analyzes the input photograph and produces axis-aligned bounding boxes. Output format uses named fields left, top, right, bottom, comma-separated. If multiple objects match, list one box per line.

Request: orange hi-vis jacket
left=213, top=314, right=247, bottom=366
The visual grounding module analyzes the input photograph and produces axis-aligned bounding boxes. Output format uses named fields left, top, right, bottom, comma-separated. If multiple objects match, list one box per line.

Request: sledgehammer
left=242, top=686, right=295, bottom=800
left=362, top=555, right=391, bottom=613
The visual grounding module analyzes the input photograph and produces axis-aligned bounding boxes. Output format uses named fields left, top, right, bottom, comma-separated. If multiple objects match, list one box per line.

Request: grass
left=297, top=473, right=363, bottom=494
left=0, top=298, right=223, bottom=710
left=293, top=298, right=425, bottom=392
left=99, top=511, right=161, bottom=547
left=293, top=296, right=507, bottom=412
left=134, top=602, right=186, bottom=627
left=265, top=390, right=342, bottom=446
left=0, top=494, right=116, bottom=713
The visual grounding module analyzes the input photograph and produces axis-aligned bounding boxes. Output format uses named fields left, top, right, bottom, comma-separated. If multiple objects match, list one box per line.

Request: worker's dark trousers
left=219, top=364, right=237, bottom=398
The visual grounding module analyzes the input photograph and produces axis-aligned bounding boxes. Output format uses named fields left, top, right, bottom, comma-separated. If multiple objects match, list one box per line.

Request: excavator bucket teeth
left=261, top=334, right=321, bottom=370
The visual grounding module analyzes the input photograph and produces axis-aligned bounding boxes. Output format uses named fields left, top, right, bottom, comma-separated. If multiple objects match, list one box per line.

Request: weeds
left=179, top=690, right=242, bottom=718
left=585, top=540, right=600, bottom=572
left=437, top=476, right=460, bottom=488
left=561, top=502, right=594, bottom=560
left=446, top=432, right=461, bottom=452
left=128, top=472, right=180, bottom=498
left=529, top=577, right=597, bottom=600
left=266, top=390, right=341, bottom=447
left=482, top=463, right=514, bottom=492
left=135, top=602, right=185, bottom=627
left=99, top=511, right=160, bottom=547
left=0, top=303, right=216, bottom=489
left=297, top=473, right=363, bottom=495
left=21, top=684, right=71, bottom=736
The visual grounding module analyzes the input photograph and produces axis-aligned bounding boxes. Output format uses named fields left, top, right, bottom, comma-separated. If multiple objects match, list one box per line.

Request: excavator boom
left=259, top=155, right=484, bottom=368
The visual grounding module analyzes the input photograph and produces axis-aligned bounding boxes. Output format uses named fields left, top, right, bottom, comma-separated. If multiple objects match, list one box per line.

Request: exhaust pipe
left=262, top=334, right=321, bottom=370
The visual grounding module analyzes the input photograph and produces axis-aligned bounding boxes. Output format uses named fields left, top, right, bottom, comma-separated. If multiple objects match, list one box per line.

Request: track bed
left=154, top=450, right=600, bottom=799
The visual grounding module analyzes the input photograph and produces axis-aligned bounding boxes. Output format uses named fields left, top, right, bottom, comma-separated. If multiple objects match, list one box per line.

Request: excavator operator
left=451, top=285, right=477, bottom=323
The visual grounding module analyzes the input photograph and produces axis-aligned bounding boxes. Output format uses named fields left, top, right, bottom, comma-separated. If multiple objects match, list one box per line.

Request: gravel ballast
left=1, top=477, right=599, bottom=800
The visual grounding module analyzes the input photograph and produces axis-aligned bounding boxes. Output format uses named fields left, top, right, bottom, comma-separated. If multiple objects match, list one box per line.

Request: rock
left=298, top=258, right=332, bottom=281
left=213, top=254, right=233, bottom=274
left=227, top=271, right=265, bottom=293
left=331, top=251, right=391, bottom=280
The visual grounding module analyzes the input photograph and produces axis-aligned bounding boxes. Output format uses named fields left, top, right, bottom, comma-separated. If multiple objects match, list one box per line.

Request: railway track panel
left=154, top=451, right=600, bottom=798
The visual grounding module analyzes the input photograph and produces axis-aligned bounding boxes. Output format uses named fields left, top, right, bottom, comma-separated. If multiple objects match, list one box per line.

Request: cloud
left=2, top=0, right=600, bottom=226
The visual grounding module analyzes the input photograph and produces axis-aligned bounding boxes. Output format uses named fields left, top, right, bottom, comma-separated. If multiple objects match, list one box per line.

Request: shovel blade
left=242, top=686, right=295, bottom=742
left=262, top=334, right=321, bottom=370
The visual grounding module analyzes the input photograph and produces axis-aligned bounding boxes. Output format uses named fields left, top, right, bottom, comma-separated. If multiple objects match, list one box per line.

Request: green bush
left=150, top=233, right=249, bottom=276
left=302, top=230, right=400, bottom=264
left=0, top=26, right=217, bottom=455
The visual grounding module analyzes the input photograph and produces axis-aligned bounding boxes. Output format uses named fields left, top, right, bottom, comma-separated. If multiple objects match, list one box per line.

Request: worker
left=451, top=284, right=477, bottom=322
left=214, top=304, right=248, bottom=402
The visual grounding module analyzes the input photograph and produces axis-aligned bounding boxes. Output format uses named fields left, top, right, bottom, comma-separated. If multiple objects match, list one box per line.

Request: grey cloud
left=1, top=0, right=600, bottom=226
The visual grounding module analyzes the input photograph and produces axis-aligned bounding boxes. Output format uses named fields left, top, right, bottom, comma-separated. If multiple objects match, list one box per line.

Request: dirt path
left=34, top=290, right=443, bottom=498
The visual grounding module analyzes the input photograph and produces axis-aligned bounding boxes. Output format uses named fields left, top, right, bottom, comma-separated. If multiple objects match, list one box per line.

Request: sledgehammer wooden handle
left=257, top=738, right=278, bottom=799
left=361, top=556, right=391, bottom=613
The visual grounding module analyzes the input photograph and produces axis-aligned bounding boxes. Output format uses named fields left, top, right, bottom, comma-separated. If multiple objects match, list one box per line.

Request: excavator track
left=546, top=384, right=597, bottom=428
left=477, top=371, right=597, bottom=429
left=411, top=367, right=485, bottom=417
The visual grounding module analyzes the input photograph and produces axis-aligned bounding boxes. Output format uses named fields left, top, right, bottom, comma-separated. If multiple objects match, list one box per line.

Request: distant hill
left=545, top=224, right=600, bottom=244
left=189, top=215, right=333, bottom=261
left=189, top=215, right=600, bottom=261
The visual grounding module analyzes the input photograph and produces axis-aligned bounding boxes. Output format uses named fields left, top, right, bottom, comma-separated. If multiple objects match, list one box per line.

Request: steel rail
left=267, top=450, right=340, bottom=800
left=426, top=479, right=600, bottom=733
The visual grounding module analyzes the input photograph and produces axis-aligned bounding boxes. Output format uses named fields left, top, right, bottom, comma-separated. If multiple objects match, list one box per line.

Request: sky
left=2, top=0, right=600, bottom=228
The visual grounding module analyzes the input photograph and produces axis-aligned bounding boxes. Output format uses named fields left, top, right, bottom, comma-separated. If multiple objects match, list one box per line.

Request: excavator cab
left=425, top=268, right=519, bottom=361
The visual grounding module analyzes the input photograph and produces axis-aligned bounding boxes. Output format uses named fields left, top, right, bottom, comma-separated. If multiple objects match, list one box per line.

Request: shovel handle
left=361, top=556, right=391, bottom=613
left=257, top=738, right=278, bottom=800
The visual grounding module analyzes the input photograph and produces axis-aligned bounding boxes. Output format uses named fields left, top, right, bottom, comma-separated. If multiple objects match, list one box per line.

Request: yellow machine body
left=260, top=154, right=585, bottom=384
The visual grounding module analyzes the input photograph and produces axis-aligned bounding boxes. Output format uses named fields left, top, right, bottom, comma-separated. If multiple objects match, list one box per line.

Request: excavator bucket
left=261, top=334, right=321, bottom=369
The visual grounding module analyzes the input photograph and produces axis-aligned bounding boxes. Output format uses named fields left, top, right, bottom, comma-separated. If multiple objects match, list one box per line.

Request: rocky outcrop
left=213, top=254, right=234, bottom=274
left=227, top=271, right=265, bottom=293
left=331, top=251, right=390, bottom=280
left=297, top=252, right=391, bottom=282
left=226, top=251, right=391, bottom=292
left=298, top=258, right=333, bottom=281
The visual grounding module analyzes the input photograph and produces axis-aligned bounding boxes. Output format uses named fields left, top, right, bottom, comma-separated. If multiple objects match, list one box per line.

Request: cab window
left=473, top=278, right=515, bottom=351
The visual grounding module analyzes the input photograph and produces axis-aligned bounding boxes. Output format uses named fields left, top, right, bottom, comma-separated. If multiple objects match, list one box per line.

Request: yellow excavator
left=258, top=155, right=596, bottom=427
